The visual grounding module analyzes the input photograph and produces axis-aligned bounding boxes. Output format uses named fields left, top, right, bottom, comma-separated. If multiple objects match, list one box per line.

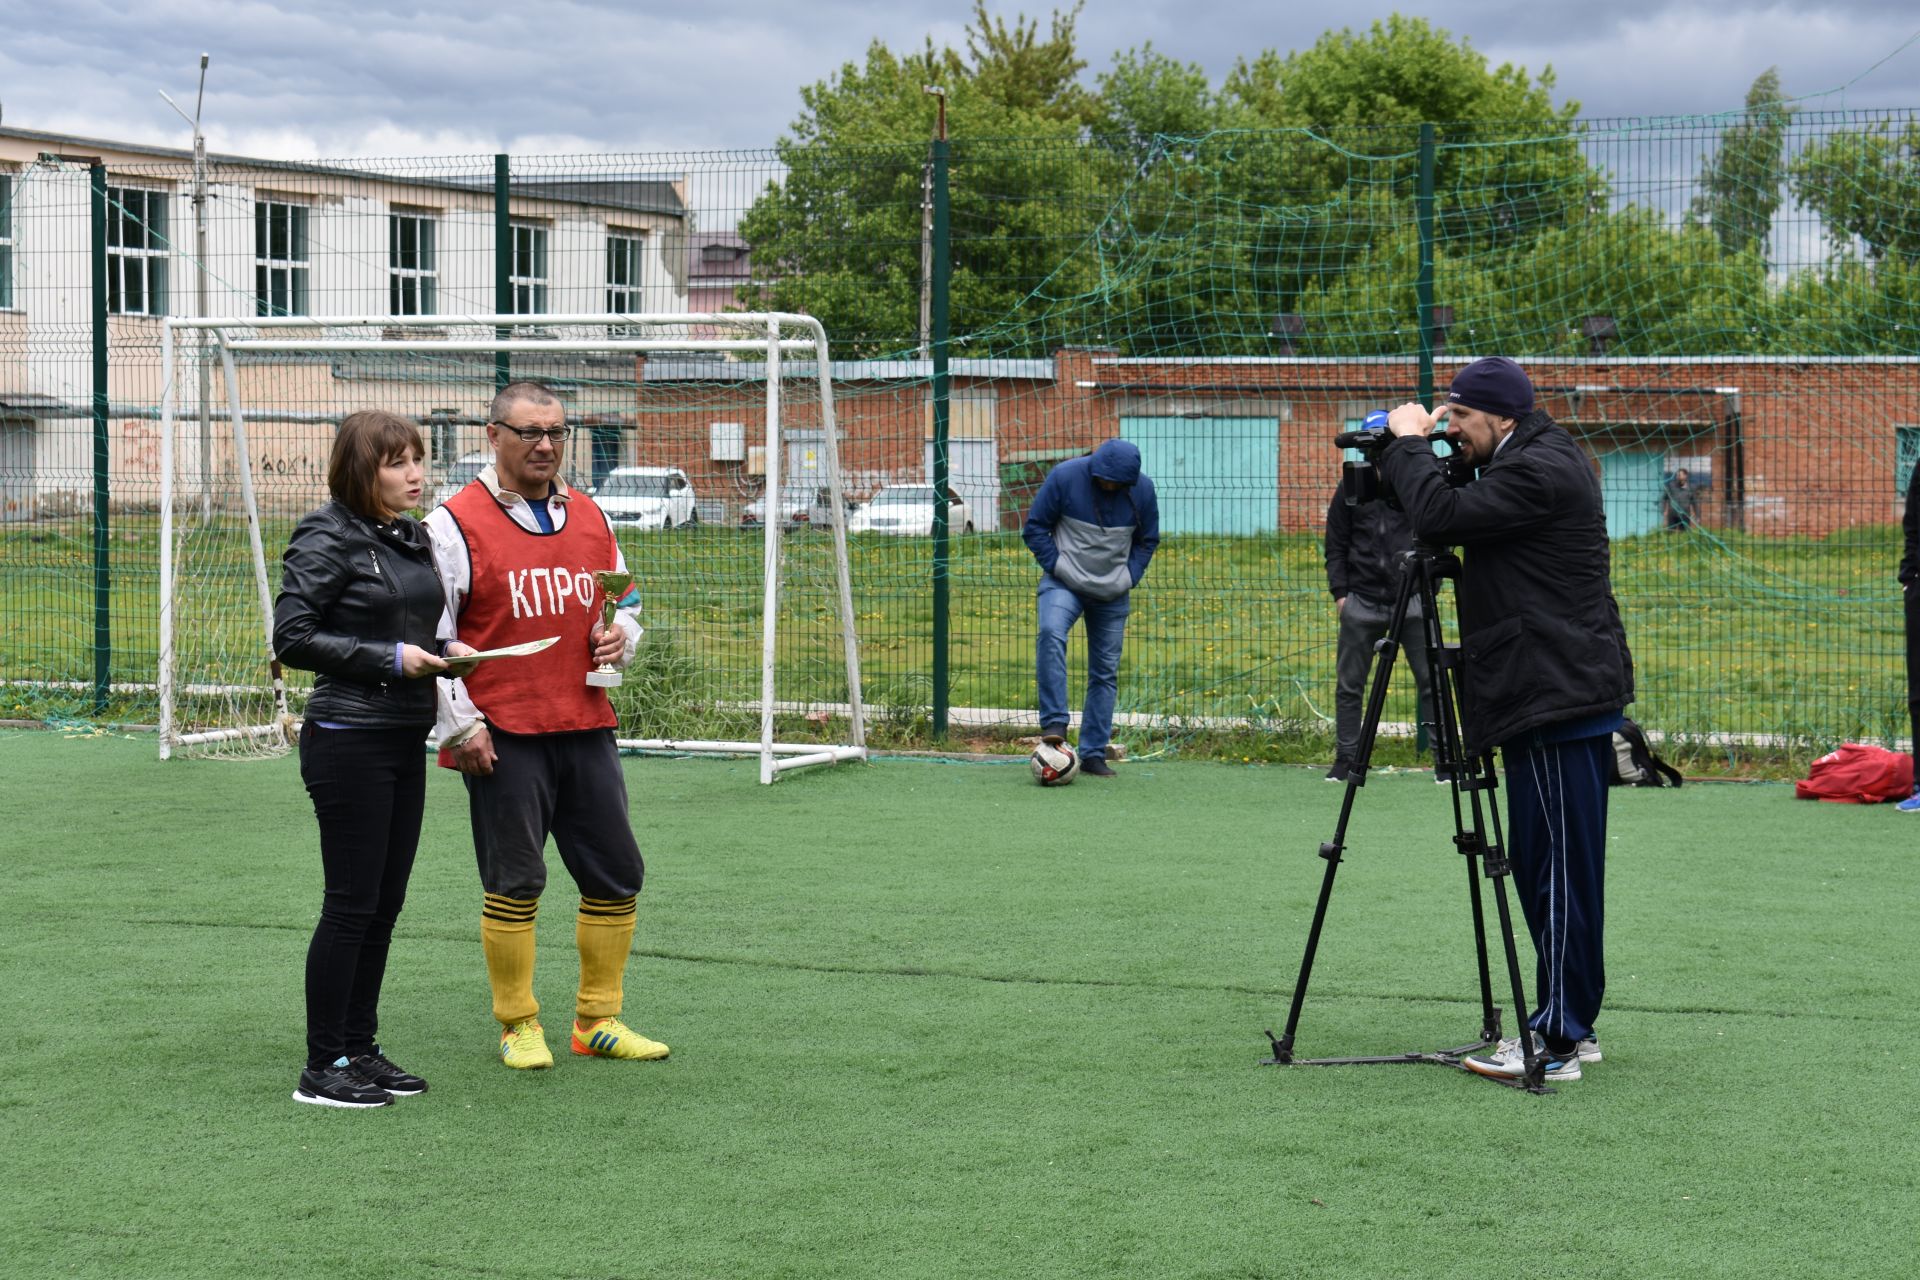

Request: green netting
left=2, top=113, right=1917, bottom=762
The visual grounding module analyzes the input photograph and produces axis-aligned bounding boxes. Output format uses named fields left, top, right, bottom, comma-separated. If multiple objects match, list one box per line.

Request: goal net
left=157, top=312, right=867, bottom=782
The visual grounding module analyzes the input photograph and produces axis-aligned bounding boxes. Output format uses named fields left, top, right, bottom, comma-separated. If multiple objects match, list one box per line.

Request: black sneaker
left=1080, top=756, right=1116, bottom=777
left=293, top=1061, right=393, bottom=1109
left=1326, top=758, right=1353, bottom=782
left=350, top=1047, right=428, bottom=1097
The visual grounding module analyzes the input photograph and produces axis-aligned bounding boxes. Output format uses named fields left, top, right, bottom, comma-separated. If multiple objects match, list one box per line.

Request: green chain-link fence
left=1, top=111, right=1916, bottom=762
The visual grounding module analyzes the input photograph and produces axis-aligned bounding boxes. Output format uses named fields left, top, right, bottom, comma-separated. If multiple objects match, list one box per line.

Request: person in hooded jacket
left=1323, top=483, right=1436, bottom=781
left=1380, top=358, right=1634, bottom=1084
left=273, top=410, right=464, bottom=1108
left=1022, top=440, right=1160, bottom=777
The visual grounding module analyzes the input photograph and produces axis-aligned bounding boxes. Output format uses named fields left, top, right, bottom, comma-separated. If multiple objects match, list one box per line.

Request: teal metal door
left=1596, top=448, right=1665, bottom=538
left=1119, top=416, right=1278, bottom=535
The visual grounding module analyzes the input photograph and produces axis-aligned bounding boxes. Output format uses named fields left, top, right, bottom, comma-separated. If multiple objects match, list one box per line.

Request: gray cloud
left=1, top=0, right=1915, bottom=158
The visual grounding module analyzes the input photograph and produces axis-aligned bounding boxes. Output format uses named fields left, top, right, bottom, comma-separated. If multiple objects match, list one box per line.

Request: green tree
left=1225, top=14, right=1575, bottom=130
left=1216, top=16, right=1592, bottom=319
left=956, top=1, right=1097, bottom=126
left=740, top=11, right=1611, bottom=359
left=1689, top=68, right=1794, bottom=257
left=1789, top=117, right=1920, bottom=262
left=737, top=5, right=1105, bottom=356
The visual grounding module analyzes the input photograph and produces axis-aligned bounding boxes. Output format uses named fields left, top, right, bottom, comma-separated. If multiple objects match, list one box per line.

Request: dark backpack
left=1610, top=718, right=1683, bottom=788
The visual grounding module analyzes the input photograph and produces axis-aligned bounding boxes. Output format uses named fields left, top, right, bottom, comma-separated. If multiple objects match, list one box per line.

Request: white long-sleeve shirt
left=423, top=465, right=642, bottom=745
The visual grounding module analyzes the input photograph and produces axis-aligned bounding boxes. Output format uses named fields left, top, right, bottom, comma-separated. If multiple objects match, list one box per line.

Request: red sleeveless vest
left=443, top=483, right=620, bottom=735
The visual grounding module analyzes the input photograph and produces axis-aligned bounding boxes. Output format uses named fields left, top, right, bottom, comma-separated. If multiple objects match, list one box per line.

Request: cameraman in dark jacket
left=1323, top=486, right=1435, bottom=781
left=1379, top=357, right=1633, bottom=1084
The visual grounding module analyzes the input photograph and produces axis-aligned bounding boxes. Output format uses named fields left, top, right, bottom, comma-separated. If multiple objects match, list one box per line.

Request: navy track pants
left=1500, top=732, right=1612, bottom=1047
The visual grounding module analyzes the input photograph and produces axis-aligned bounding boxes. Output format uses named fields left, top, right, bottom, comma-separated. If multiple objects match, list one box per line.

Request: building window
left=255, top=200, right=310, bottom=317
left=0, top=174, right=13, bottom=309
left=389, top=212, right=437, bottom=316
left=509, top=221, right=548, bottom=314
left=606, top=233, right=644, bottom=315
left=107, top=186, right=170, bottom=316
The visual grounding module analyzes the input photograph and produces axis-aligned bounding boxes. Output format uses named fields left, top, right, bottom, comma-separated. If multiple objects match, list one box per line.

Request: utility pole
left=160, top=54, right=213, bottom=517
left=918, top=86, right=946, bottom=360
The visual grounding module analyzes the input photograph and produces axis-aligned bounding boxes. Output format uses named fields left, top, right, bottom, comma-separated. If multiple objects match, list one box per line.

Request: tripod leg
left=1413, top=556, right=1502, bottom=1046
left=1266, top=556, right=1422, bottom=1064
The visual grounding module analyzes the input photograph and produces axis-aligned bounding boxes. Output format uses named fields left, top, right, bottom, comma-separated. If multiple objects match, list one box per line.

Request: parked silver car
left=430, top=452, right=491, bottom=506
left=741, top=485, right=834, bottom=531
left=846, top=485, right=972, bottom=536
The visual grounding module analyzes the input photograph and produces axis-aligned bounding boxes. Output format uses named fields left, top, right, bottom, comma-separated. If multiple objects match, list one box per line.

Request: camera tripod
left=1261, top=542, right=1555, bottom=1093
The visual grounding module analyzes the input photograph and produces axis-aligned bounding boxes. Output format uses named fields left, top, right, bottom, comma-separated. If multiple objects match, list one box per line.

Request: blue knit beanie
left=1446, top=357, right=1534, bottom=421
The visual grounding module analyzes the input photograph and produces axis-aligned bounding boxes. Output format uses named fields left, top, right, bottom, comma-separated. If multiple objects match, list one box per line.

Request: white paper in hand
left=443, top=635, right=560, bottom=677
left=459, top=636, right=561, bottom=662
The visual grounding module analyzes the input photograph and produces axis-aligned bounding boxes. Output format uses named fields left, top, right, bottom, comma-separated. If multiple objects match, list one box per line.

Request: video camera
left=1335, top=409, right=1471, bottom=509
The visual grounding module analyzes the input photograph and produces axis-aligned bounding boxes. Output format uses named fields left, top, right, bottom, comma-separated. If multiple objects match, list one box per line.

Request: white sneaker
left=1575, top=1037, right=1602, bottom=1063
left=1463, top=1035, right=1580, bottom=1082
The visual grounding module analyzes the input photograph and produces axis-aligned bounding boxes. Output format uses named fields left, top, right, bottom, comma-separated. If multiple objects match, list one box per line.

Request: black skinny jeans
left=299, top=722, right=428, bottom=1068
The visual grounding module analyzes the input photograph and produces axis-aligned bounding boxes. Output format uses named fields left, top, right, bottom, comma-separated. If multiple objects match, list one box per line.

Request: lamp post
left=1582, top=315, right=1618, bottom=359
left=159, top=55, right=213, bottom=516
left=1269, top=312, right=1305, bottom=356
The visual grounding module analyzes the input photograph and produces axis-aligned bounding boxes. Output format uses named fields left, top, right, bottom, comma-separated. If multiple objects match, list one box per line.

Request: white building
left=0, top=127, right=691, bottom=515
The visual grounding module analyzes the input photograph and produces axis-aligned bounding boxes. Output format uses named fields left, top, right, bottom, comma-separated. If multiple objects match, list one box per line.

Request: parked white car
left=741, top=485, right=834, bottom=531
left=847, top=484, right=972, bottom=536
left=594, top=466, right=699, bottom=529
left=430, top=452, right=491, bottom=507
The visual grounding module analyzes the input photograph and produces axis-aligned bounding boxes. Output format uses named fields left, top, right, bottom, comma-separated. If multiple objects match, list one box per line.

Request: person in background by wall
left=1663, top=467, right=1697, bottom=531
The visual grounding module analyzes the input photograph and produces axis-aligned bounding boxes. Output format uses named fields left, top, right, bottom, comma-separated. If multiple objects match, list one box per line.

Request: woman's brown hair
left=328, top=410, right=424, bottom=519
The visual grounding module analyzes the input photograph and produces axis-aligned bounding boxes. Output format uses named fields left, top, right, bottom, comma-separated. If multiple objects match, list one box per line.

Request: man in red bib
left=426, top=380, right=669, bottom=1071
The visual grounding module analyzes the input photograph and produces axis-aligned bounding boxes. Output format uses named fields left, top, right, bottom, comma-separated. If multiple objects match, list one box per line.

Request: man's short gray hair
left=489, top=380, right=563, bottom=425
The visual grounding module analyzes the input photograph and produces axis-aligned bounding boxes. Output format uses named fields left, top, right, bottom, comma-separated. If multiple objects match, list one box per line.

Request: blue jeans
left=1036, top=573, right=1130, bottom=761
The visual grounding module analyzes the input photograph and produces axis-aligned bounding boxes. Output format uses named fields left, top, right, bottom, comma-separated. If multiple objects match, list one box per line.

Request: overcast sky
left=2, top=0, right=1916, bottom=160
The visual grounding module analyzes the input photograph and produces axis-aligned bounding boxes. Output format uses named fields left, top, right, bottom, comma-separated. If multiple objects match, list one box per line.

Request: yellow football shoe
left=570, top=1017, right=669, bottom=1061
left=499, top=1019, right=554, bottom=1070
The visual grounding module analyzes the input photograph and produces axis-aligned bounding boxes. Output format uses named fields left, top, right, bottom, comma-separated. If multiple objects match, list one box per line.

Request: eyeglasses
left=492, top=422, right=571, bottom=444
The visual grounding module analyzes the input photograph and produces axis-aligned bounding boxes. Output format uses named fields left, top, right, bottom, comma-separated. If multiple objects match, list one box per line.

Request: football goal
left=157, top=311, right=867, bottom=783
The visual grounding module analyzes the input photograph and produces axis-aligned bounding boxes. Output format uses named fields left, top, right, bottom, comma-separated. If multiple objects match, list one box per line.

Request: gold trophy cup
left=585, top=569, right=632, bottom=688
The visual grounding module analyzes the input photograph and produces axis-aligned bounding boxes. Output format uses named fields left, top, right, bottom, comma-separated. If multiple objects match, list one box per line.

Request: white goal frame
left=158, top=311, right=868, bottom=783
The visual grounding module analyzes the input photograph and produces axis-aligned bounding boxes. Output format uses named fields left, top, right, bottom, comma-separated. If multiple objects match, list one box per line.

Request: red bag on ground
left=1793, top=744, right=1914, bottom=804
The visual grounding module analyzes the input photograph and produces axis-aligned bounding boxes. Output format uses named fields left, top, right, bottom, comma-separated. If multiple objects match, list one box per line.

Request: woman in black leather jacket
left=272, top=410, right=455, bottom=1108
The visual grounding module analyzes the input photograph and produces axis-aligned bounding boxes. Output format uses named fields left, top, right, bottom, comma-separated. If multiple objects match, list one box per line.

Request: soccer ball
left=1030, top=740, right=1080, bottom=786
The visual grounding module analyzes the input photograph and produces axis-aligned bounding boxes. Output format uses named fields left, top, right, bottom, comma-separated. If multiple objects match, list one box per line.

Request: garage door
left=1595, top=448, right=1664, bottom=538
left=1119, top=416, right=1278, bottom=535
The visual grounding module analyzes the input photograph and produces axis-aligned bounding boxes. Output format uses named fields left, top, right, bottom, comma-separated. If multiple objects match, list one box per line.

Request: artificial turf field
left=4, top=732, right=1916, bottom=1279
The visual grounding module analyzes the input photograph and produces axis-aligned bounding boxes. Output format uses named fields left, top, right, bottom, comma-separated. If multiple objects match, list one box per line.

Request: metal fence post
left=494, top=154, right=510, bottom=393
left=930, top=134, right=952, bottom=739
left=1416, top=123, right=1436, bottom=408
left=89, top=163, right=111, bottom=715
left=1414, top=125, right=1437, bottom=754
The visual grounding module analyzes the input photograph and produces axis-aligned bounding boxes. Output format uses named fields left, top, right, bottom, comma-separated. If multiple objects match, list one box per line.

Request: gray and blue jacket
left=1022, top=440, right=1160, bottom=601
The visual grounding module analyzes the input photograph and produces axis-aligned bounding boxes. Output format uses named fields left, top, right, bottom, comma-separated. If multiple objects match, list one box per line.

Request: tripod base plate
left=1259, top=1039, right=1555, bottom=1093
